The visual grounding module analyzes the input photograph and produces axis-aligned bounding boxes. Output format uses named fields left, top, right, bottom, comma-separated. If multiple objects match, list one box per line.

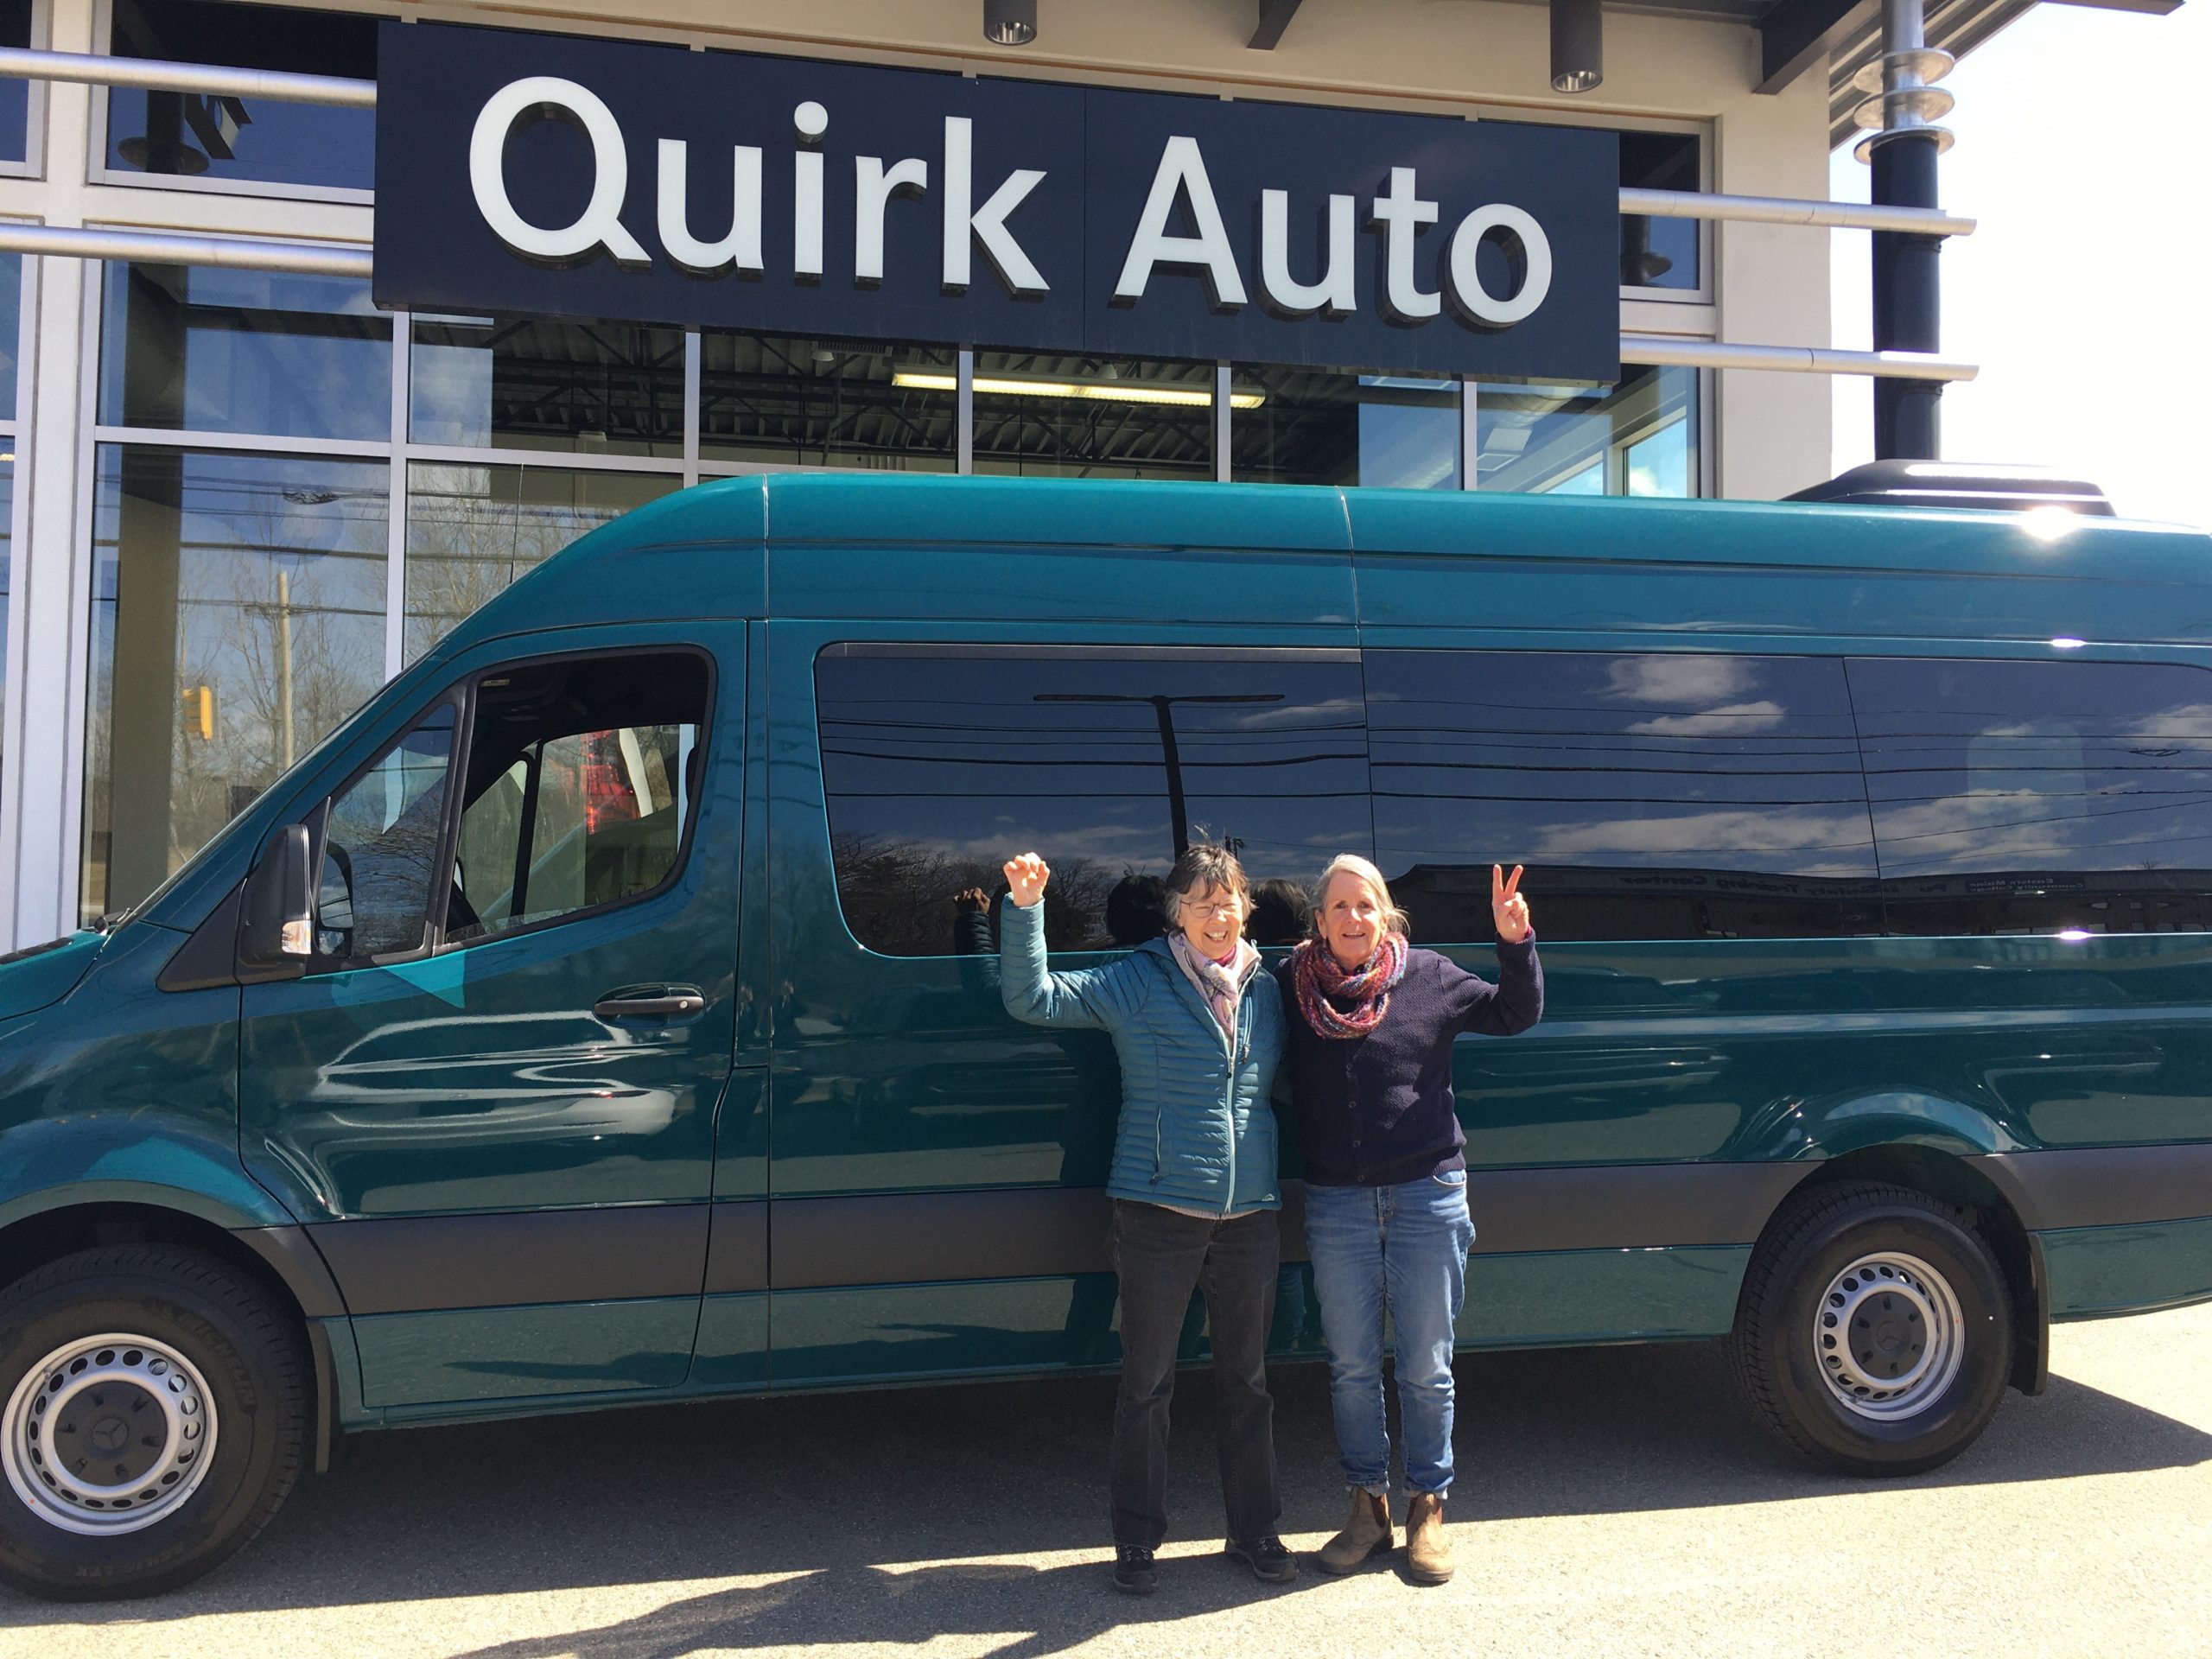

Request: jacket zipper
left=1220, top=992, right=1249, bottom=1217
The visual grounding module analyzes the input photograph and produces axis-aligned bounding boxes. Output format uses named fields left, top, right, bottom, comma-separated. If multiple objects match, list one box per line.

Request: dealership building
left=0, top=0, right=2158, bottom=948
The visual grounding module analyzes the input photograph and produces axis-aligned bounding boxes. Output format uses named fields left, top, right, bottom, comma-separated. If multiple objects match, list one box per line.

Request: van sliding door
left=765, top=632, right=1371, bottom=1385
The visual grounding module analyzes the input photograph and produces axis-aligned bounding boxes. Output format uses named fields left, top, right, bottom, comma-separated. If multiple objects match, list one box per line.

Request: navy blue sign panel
left=373, top=22, right=1621, bottom=383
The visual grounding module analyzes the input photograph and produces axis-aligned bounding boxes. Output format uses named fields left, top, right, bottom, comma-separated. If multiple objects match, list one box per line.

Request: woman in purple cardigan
left=1274, top=855, right=1542, bottom=1586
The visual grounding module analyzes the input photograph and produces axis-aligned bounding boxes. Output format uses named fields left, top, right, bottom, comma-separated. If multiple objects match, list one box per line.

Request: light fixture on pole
left=984, top=1, right=1037, bottom=47
left=1550, top=0, right=1603, bottom=94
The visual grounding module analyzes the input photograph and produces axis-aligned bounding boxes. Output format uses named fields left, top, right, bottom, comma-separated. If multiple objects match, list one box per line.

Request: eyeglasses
left=1179, top=898, right=1240, bottom=918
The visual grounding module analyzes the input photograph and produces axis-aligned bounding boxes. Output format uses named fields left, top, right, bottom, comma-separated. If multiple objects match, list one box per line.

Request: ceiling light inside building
left=984, top=1, right=1038, bottom=47
left=1550, top=0, right=1603, bottom=94
left=893, top=370, right=1264, bottom=410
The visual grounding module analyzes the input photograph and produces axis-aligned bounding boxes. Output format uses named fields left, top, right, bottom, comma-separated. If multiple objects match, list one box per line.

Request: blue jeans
left=1304, top=1172, right=1476, bottom=1496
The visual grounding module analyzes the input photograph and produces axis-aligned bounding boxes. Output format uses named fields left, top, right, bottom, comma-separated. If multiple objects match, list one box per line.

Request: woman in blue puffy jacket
left=998, top=842, right=1291, bottom=1598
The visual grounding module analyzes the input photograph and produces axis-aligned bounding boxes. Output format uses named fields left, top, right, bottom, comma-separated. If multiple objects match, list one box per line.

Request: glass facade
left=0, top=0, right=30, bottom=167
left=970, top=354, right=1213, bottom=480
left=1231, top=368, right=1461, bottom=488
left=404, top=463, right=676, bottom=662
left=699, top=333, right=955, bottom=471
left=100, top=263, right=392, bottom=440
left=105, top=0, right=378, bottom=190
left=411, top=316, right=684, bottom=459
left=1618, top=130, right=1702, bottom=292
left=1470, top=366, right=1699, bottom=496
left=84, top=447, right=390, bottom=921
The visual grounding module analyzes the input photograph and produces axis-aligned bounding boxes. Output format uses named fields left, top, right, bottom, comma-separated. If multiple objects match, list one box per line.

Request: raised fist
left=1003, top=853, right=1051, bottom=908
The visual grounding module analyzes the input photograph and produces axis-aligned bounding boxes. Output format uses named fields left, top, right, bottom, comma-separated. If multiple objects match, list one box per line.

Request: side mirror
left=238, top=823, right=315, bottom=973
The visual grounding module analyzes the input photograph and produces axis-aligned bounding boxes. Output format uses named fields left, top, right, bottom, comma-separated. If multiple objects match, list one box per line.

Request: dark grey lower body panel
left=1971, top=1142, right=2212, bottom=1231
left=766, top=1161, right=1811, bottom=1290
left=291, top=1142, right=2212, bottom=1319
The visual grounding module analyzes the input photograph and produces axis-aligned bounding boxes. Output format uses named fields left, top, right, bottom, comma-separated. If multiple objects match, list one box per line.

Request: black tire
left=1730, top=1182, right=2012, bottom=1476
left=0, top=1245, right=306, bottom=1600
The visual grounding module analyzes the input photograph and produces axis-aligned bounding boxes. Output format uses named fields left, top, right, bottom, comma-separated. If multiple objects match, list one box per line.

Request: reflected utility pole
left=1035, top=691, right=1281, bottom=856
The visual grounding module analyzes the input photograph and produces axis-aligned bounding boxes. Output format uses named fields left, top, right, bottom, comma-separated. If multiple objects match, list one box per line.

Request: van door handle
left=594, top=986, right=709, bottom=1021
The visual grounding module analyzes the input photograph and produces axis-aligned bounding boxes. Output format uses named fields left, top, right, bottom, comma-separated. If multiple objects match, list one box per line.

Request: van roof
left=431, top=472, right=2212, bottom=659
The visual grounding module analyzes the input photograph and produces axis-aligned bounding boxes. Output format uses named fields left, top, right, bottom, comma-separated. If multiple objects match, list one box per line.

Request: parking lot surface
left=6, top=1301, right=2210, bottom=1659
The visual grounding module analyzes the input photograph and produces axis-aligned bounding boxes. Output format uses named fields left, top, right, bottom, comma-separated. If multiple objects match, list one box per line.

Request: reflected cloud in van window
left=815, top=646, right=1371, bottom=957
left=1369, top=649, right=1881, bottom=943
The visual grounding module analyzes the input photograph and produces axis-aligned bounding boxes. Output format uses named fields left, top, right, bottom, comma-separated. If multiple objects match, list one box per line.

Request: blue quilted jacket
left=999, top=899, right=1285, bottom=1215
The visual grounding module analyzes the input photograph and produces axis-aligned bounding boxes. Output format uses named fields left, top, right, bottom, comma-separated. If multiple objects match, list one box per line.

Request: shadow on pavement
left=5, top=1338, right=2207, bottom=1634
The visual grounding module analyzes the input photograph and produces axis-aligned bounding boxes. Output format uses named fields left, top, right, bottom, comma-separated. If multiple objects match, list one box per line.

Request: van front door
left=237, top=627, right=747, bottom=1409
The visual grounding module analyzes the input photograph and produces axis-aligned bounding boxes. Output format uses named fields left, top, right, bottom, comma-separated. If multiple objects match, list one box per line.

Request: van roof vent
left=1785, top=461, right=2115, bottom=517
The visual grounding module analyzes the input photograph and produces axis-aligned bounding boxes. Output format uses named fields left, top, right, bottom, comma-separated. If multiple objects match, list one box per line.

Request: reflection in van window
left=315, top=702, right=455, bottom=963
left=1367, top=650, right=1879, bottom=942
left=816, top=646, right=1370, bottom=957
left=449, top=653, right=708, bottom=942
left=1850, top=658, right=2212, bottom=935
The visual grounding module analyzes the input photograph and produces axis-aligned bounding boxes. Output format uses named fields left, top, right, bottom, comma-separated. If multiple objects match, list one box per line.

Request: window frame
left=88, top=0, right=382, bottom=205
left=292, top=641, right=717, bottom=976
left=0, top=0, right=48, bottom=182
left=812, top=639, right=1367, bottom=960
left=297, top=683, right=464, bottom=974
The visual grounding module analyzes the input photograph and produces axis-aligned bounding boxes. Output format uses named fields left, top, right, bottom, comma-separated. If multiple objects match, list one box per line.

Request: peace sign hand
left=1003, top=853, right=1052, bottom=908
left=1492, top=863, right=1533, bottom=944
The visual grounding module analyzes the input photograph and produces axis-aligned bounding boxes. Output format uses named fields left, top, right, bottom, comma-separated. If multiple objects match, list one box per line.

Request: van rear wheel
left=0, top=1245, right=306, bottom=1600
left=1731, top=1182, right=2012, bottom=1476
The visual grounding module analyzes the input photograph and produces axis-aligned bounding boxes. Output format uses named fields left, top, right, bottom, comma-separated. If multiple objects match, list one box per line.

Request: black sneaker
left=1224, top=1535, right=1298, bottom=1584
left=1113, top=1544, right=1159, bottom=1595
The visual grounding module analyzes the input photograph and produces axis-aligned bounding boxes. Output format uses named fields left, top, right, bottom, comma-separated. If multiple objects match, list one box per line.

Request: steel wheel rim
left=3, top=1332, right=220, bottom=1535
left=1813, top=1251, right=1965, bottom=1421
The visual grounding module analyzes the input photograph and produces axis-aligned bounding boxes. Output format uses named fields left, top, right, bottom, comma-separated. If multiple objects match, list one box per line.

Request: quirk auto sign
left=373, top=22, right=1621, bottom=382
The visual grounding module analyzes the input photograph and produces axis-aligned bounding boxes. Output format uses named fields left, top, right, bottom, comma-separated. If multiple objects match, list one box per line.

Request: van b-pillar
left=1854, top=0, right=1955, bottom=461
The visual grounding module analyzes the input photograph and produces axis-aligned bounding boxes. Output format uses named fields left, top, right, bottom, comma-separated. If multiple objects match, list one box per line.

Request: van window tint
left=1849, top=658, right=2212, bottom=935
left=449, top=654, right=709, bottom=943
left=1367, top=650, right=1879, bottom=942
left=816, top=645, right=1370, bottom=956
left=313, top=702, right=456, bottom=965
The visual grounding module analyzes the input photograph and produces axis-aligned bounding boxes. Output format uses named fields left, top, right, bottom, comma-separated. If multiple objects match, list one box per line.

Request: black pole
left=1871, top=131, right=1943, bottom=461
left=1150, top=696, right=1189, bottom=856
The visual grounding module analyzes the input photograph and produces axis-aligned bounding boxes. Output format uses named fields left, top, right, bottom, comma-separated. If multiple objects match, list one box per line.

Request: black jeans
left=1105, top=1199, right=1282, bottom=1548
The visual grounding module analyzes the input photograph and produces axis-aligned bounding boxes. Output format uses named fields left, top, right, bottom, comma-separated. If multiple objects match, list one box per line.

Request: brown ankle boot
left=1404, top=1491, right=1452, bottom=1584
left=1315, top=1488, right=1392, bottom=1575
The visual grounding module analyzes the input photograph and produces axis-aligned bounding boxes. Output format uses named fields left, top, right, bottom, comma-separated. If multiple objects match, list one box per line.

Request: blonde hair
left=1310, top=855, right=1410, bottom=939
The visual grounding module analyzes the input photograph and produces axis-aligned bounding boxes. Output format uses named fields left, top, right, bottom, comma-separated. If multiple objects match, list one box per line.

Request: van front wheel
left=1731, top=1182, right=2012, bottom=1476
left=0, top=1245, right=306, bottom=1600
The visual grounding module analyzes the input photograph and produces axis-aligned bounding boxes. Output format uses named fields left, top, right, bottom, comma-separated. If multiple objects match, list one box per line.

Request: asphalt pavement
left=6, top=1302, right=2210, bottom=1659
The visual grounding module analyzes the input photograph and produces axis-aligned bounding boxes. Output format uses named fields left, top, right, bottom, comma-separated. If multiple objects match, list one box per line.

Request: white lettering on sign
left=1114, top=136, right=1247, bottom=308
left=1259, top=188, right=1356, bottom=316
left=468, top=76, right=648, bottom=266
left=1370, top=166, right=1440, bottom=321
left=794, top=102, right=828, bottom=280
left=942, top=117, right=1049, bottom=295
left=1448, top=203, right=1553, bottom=325
left=855, top=154, right=929, bottom=286
left=656, top=140, right=764, bottom=274
left=461, top=83, right=1554, bottom=334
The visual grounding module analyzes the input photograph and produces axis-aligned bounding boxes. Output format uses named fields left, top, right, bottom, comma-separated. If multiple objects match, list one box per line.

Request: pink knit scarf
left=1293, top=933, right=1408, bottom=1040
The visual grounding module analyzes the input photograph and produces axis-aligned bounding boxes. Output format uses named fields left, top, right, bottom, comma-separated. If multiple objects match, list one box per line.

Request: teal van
left=4, top=471, right=2211, bottom=1599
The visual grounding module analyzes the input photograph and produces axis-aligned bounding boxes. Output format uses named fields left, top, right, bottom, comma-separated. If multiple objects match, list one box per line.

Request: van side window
left=816, top=645, right=1371, bottom=956
left=447, top=652, right=709, bottom=943
left=1367, top=650, right=1880, bottom=943
left=313, top=702, right=458, bottom=964
left=1848, top=658, right=2212, bottom=935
